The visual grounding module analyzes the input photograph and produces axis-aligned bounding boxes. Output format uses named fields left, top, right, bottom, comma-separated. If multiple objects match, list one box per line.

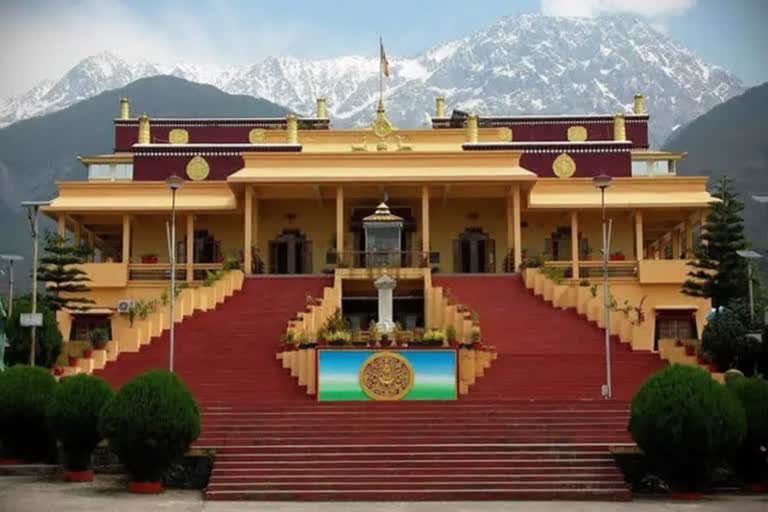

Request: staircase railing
left=543, top=260, right=638, bottom=279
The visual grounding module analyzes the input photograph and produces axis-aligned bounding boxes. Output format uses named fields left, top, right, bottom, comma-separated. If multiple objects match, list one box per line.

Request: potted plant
left=368, top=321, right=381, bottom=347
left=423, top=328, right=445, bottom=347
left=82, top=346, right=93, bottom=359
left=609, top=251, right=626, bottom=261
left=140, top=253, right=158, bottom=264
left=351, top=330, right=367, bottom=347
left=445, top=325, right=457, bottom=346
left=684, top=339, right=696, bottom=356
left=470, top=326, right=482, bottom=348
left=48, top=374, right=113, bottom=482
left=327, top=330, right=351, bottom=346
left=99, top=370, right=200, bottom=494
left=88, top=327, right=109, bottom=350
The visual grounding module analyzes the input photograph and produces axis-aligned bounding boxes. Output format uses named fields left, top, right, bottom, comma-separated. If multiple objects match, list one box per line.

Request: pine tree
left=682, top=176, right=748, bottom=309
left=37, top=232, right=94, bottom=311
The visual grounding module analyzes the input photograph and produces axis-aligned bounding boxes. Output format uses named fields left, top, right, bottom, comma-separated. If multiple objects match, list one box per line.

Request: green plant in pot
left=88, top=327, right=109, bottom=351
left=470, top=326, right=482, bottom=348
left=48, top=374, right=113, bottom=481
left=99, top=370, right=200, bottom=493
left=446, top=325, right=457, bottom=346
left=0, top=365, right=58, bottom=462
left=327, top=330, right=351, bottom=346
left=423, top=328, right=445, bottom=347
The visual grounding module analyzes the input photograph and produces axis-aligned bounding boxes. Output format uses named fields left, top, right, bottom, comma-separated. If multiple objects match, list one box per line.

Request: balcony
left=543, top=260, right=638, bottom=279
left=336, top=251, right=439, bottom=269
left=127, top=263, right=223, bottom=281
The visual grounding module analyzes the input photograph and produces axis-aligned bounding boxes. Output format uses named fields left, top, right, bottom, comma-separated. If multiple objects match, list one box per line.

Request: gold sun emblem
left=186, top=155, right=210, bottom=181
left=552, top=152, right=576, bottom=178
left=359, top=352, right=414, bottom=401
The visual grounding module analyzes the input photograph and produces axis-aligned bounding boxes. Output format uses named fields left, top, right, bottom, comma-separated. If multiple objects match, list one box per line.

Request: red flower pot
left=63, top=470, right=94, bottom=482
left=82, top=349, right=93, bottom=358
left=685, top=345, right=695, bottom=356
left=53, top=367, right=64, bottom=376
left=128, top=481, right=163, bottom=494
left=68, top=356, right=78, bottom=366
left=141, top=255, right=158, bottom=264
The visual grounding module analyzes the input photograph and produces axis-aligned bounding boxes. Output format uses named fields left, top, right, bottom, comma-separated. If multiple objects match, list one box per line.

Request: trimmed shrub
left=99, top=370, right=200, bottom=482
left=48, top=374, right=113, bottom=471
left=0, top=365, right=57, bottom=460
left=701, top=309, right=748, bottom=371
left=629, top=364, right=747, bottom=489
left=4, top=296, right=62, bottom=367
left=727, top=376, right=768, bottom=480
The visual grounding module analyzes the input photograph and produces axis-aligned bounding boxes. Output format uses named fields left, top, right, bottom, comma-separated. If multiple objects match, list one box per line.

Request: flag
left=380, top=37, right=390, bottom=78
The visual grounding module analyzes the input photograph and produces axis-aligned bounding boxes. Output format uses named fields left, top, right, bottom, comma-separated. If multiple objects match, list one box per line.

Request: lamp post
left=736, top=249, right=763, bottom=326
left=21, top=200, right=51, bottom=366
left=0, top=254, right=23, bottom=317
left=165, top=175, right=184, bottom=372
left=593, top=174, right=613, bottom=399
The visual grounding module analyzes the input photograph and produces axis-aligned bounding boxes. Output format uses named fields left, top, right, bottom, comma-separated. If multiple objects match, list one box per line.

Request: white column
left=374, top=274, right=397, bottom=334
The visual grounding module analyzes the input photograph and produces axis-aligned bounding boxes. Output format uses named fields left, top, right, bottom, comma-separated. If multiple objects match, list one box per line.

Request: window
left=631, top=160, right=674, bottom=176
left=88, top=163, right=133, bottom=181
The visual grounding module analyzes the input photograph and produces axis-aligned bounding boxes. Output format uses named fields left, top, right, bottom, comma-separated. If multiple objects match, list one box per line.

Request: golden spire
left=316, top=97, right=328, bottom=119
left=633, top=94, right=646, bottom=115
left=465, top=113, right=479, bottom=143
left=435, top=96, right=446, bottom=118
left=286, top=114, right=299, bottom=144
left=119, top=97, right=130, bottom=119
left=138, top=113, right=150, bottom=144
left=613, top=112, right=626, bottom=142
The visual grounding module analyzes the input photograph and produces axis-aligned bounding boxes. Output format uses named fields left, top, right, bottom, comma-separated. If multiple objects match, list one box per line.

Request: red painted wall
left=133, top=154, right=245, bottom=181
left=519, top=151, right=631, bottom=178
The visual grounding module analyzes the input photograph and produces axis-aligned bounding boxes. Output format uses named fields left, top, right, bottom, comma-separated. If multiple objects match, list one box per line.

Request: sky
left=0, top=0, right=766, bottom=99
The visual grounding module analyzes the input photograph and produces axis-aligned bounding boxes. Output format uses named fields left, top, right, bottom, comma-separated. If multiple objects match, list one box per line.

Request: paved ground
left=1, top=476, right=766, bottom=512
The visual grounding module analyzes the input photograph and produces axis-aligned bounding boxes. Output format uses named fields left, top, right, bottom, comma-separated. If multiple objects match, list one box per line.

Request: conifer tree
left=37, top=232, right=94, bottom=311
left=682, top=176, right=748, bottom=309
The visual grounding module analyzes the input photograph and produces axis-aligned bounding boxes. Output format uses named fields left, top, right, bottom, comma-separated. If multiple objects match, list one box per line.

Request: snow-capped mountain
left=0, top=15, right=743, bottom=144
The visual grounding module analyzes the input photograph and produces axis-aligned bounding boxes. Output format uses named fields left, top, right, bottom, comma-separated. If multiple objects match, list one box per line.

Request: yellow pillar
left=244, top=186, right=253, bottom=275
left=121, top=214, right=131, bottom=264
left=570, top=211, right=579, bottom=280
left=512, top=185, right=522, bottom=271
left=634, top=211, right=644, bottom=261
left=505, top=195, right=514, bottom=270
left=253, top=197, right=259, bottom=267
left=336, top=185, right=344, bottom=259
left=186, top=214, right=194, bottom=281
left=57, top=215, right=66, bottom=237
left=421, top=185, right=430, bottom=254
left=684, top=221, right=694, bottom=257
left=87, top=231, right=95, bottom=262
left=73, top=221, right=81, bottom=246
left=671, top=229, right=681, bottom=259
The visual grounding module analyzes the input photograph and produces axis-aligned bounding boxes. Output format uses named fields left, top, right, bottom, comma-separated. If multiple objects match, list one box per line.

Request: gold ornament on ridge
left=249, top=128, right=266, bottom=143
left=552, top=153, right=576, bottom=178
left=359, top=352, right=414, bottom=401
left=186, top=155, right=210, bottom=181
left=567, top=125, right=587, bottom=142
left=169, top=129, right=189, bottom=144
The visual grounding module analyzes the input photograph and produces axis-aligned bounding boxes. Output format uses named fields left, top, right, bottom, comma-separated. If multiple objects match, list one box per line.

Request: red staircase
left=95, top=273, right=664, bottom=501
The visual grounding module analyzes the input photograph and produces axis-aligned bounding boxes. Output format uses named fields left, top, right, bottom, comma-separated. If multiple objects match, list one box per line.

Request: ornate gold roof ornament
left=168, top=128, right=189, bottom=144
left=567, top=125, right=587, bottom=142
left=359, top=352, right=414, bottom=401
left=119, top=97, right=130, bottom=119
left=186, top=155, right=210, bottom=181
left=363, top=202, right=403, bottom=223
left=553, top=153, right=576, bottom=178
left=465, top=113, right=479, bottom=143
left=249, top=128, right=266, bottom=144
left=371, top=100, right=394, bottom=139
left=498, top=127, right=513, bottom=142
left=613, top=113, right=626, bottom=141
left=395, top=135, right=413, bottom=151
left=138, top=113, right=150, bottom=144
left=316, top=97, right=328, bottom=119
left=435, top=96, right=446, bottom=118
left=286, top=114, right=299, bottom=144
left=633, top=94, right=646, bottom=115
left=350, top=136, right=368, bottom=152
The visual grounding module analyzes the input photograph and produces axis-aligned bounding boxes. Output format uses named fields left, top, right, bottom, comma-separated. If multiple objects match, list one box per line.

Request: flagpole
left=379, top=36, right=384, bottom=109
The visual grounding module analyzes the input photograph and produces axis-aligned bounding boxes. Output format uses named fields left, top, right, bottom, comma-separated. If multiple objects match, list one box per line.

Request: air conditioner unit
left=117, top=299, right=134, bottom=314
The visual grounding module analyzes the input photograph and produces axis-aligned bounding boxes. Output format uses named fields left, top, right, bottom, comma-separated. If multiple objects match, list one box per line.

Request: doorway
left=453, top=228, right=495, bottom=273
left=269, top=230, right=312, bottom=274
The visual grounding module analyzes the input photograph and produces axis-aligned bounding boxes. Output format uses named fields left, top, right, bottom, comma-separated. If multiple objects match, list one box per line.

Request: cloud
left=540, top=0, right=696, bottom=18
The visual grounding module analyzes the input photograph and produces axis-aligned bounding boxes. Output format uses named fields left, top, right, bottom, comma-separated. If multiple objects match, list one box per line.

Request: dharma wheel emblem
left=552, top=152, right=576, bottom=178
left=567, top=125, right=587, bottom=142
left=249, top=128, right=266, bottom=143
left=168, top=128, right=189, bottom=144
left=186, top=155, right=210, bottom=181
left=359, top=352, right=414, bottom=401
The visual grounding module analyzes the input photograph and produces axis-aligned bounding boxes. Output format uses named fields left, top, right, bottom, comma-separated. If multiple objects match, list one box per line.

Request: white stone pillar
left=374, top=274, right=397, bottom=334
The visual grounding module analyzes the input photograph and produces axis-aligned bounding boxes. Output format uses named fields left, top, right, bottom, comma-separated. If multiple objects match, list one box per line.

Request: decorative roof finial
left=613, top=112, right=626, bottom=142
left=633, top=94, right=646, bottom=115
left=138, top=113, right=150, bottom=144
left=119, top=97, right=130, bottom=120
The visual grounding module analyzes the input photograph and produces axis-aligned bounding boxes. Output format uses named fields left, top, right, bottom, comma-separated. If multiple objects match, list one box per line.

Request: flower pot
left=68, top=356, right=78, bottom=366
left=141, top=255, right=158, bottom=264
left=63, top=469, right=94, bottom=482
left=684, top=345, right=695, bottom=356
left=82, top=348, right=93, bottom=358
left=472, top=341, right=483, bottom=349
left=94, top=340, right=107, bottom=350
left=53, top=367, right=64, bottom=376
left=128, top=481, right=163, bottom=494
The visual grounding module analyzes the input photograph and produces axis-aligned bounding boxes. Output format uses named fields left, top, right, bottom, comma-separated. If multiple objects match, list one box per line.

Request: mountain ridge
left=0, top=14, right=743, bottom=145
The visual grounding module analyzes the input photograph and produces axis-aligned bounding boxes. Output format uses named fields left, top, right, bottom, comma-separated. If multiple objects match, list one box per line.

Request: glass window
left=114, top=163, right=133, bottom=180
left=88, top=164, right=112, bottom=180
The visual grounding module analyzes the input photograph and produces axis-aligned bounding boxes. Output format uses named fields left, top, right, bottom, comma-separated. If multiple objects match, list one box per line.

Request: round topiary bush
left=702, top=309, right=747, bottom=372
left=629, top=364, right=747, bottom=489
left=727, top=376, right=768, bottom=481
left=99, top=370, right=200, bottom=485
left=48, top=374, right=114, bottom=475
left=0, top=365, right=57, bottom=461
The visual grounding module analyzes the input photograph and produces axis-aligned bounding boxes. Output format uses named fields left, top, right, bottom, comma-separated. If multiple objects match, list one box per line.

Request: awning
left=228, top=165, right=537, bottom=183
left=46, top=182, right=237, bottom=212
left=528, top=178, right=714, bottom=209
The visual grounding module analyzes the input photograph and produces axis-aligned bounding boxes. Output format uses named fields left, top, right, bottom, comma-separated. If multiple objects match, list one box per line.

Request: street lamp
left=21, top=200, right=51, bottom=366
left=165, top=175, right=184, bottom=372
left=0, top=254, right=23, bottom=317
left=736, top=249, right=763, bottom=326
left=593, top=174, right=613, bottom=399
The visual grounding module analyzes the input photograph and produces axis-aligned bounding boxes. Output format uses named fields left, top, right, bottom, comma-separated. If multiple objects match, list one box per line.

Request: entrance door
left=453, top=228, right=495, bottom=273
left=269, top=230, right=312, bottom=274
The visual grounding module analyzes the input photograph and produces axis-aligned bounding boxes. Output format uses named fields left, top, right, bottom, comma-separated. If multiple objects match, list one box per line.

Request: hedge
left=0, top=365, right=57, bottom=460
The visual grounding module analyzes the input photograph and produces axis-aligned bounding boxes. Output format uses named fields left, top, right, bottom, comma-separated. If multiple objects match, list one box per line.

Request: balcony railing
left=128, top=263, right=223, bottom=281
left=336, top=251, right=439, bottom=269
left=544, top=260, right=638, bottom=279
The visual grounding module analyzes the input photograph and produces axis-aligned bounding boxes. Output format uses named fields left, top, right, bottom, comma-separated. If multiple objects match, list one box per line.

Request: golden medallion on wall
left=567, top=125, right=588, bottom=142
left=552, top=153, right=576, bottom=178
left=168, top=128, right=189, bottom=144
left=498, top=127, right=513, bottom=142
left=249, top=128, right=266, bottom=143
left=186, top=155, right=210, bottom=181
left=359, top=352, right=414, bottom=401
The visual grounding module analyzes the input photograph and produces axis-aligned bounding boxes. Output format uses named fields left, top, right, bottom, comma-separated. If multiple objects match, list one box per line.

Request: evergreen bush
left=0, top=365, right=57, bottom=460
left=48, top=374, right=113, bottom=472
left=727, top=376, right=768, bottom=481
left=3, top=296, right=62, bottom=367
left=629, top=364, right=747, bottom=489
left=701, top=309, right=748, bottom=371
left=99, top=370, right=200, bottom=482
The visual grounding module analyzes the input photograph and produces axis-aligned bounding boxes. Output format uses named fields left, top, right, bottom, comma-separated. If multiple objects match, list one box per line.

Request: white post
left=8, top=260, right=14, bottom=318
left=30, top=208, right=40, bottom=366
left=374, top=274, right=397, bottom=334
left=601, top=188, right=612, bottom=399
